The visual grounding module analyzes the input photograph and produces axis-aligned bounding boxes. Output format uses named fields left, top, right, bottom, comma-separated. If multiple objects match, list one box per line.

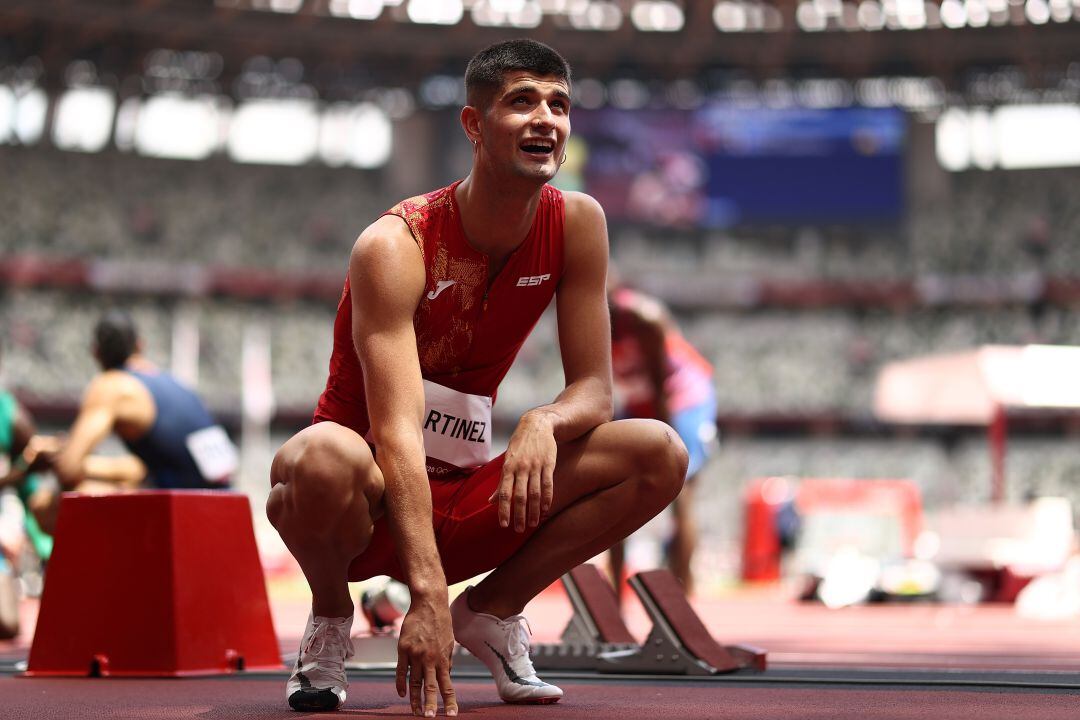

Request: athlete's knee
left=269, top=428, right=377, bottom=523
left=632, top=420, right=688, bottom=504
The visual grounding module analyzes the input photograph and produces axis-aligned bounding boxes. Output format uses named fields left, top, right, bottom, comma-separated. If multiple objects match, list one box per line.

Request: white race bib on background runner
left=185, top=425, right=238, bottom=484
left=421, top=379, right=492, bottom=470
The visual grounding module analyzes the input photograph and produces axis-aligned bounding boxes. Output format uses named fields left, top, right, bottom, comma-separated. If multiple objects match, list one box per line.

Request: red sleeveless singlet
left=314, top=181, right=566, bottom=447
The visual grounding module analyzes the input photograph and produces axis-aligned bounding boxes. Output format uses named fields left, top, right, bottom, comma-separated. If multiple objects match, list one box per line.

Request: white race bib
left=421, top=379, right=492, bottom=470
left=185, top=425, right=238, bottom=484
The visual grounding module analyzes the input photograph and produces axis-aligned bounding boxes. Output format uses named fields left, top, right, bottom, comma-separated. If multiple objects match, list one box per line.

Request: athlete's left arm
left=53, top=375, right=123, bottom=489
left=493, top=192, right=613, bottom=532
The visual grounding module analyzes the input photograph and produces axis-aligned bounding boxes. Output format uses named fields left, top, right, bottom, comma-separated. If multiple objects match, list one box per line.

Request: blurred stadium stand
left=3, top=0, right=1080, bottom=526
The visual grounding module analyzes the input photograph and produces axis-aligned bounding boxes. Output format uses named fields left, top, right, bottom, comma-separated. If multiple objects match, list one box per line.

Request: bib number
left=421, top=380, right=492, bottom=470
left=185, top=425, right=238, bottom=484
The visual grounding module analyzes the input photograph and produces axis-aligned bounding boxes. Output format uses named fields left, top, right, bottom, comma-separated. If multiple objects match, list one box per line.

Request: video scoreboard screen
left=571, top=106, right=907, bottom=228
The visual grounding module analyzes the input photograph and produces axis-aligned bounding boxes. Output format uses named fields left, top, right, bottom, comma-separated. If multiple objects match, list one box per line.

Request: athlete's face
left=479, top=71, right=571, bottom=182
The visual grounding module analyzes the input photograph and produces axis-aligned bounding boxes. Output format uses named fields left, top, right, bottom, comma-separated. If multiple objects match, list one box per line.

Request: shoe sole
left=505, top=696, right=562, bottom=705
left=288, top=688, right=343, bottom=712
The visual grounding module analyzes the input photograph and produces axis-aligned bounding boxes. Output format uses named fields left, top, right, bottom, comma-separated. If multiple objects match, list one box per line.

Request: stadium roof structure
left=2, top=0, right=1080, bottom=98
left=874, top=344, right=1080, bottom=425
left=874, top=344, right=1080, bottom=501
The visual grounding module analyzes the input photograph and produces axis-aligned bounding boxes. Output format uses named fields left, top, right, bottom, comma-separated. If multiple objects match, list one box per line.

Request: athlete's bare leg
left=267, top=422, right=385, bottom=619
left=607, top=474, right=697, bottom=600
left=668, top=479, right=698, bottom=595
left=468, top=418, right=688, bottom=619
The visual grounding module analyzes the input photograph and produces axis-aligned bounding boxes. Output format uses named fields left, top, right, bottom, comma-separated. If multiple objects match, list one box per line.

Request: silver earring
left=560, top=152, right=567, bottom=165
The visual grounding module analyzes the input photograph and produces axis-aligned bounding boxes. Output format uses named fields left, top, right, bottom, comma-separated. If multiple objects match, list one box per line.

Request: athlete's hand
left=396, top=595, right=458, bottom=717
left=24, top=435, right=62, bottom=472
left=490, top=412, right=557, bottom=532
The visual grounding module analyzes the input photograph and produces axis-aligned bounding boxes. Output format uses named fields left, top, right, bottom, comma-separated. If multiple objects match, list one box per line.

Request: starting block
left=25, top=491, right=282, bottom=677
left=595, top=569, right=765, bottom=675
left=524, top=563, right=639, bottom=671
left=455, top=564, right=766, bottom=676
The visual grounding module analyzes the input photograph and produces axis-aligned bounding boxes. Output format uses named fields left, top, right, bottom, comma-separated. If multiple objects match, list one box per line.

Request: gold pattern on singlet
left=393, top=190, right=486, bottom=376
left=389, top=190, right=454, bottom=262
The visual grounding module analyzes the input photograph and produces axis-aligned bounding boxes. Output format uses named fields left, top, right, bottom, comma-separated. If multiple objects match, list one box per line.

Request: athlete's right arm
left=349, top=215, right=457, bottom=718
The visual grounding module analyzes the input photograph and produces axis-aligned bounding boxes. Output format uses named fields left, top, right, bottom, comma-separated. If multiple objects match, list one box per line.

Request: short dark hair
left=94, top=310, right=138, bottom=371
left=465, top=39, right=571, bottom=110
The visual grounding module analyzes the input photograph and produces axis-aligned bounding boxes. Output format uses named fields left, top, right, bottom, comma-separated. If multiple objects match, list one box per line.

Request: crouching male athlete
left=268, top=39, right=688, bottom=716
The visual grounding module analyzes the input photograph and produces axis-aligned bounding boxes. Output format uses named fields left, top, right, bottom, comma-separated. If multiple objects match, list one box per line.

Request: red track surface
left=4, top=579, right=1080, bottom=718
left=2, top=675, right=1079, bottom=720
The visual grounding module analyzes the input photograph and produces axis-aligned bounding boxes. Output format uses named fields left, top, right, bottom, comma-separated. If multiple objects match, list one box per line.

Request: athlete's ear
left=460, top=105, right=482, bottom=147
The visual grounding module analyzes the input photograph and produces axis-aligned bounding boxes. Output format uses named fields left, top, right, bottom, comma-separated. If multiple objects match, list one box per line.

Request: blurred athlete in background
left=31, top=310, right=235, bottom=534
left=608, top=273, right=718, bottom=596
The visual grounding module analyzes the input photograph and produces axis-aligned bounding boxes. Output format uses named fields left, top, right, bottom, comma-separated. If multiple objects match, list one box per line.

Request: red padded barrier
left=26, top=491, right=282, bottom=677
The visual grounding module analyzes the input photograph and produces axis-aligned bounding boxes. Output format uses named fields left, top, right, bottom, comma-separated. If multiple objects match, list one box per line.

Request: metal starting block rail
left=455, top=564, right=767, bottom=676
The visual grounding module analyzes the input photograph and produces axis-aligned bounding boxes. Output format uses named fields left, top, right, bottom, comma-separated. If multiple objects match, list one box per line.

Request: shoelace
left=303, top=619, right=356, bottom=666
left=504, top=616, right=536, bottom=675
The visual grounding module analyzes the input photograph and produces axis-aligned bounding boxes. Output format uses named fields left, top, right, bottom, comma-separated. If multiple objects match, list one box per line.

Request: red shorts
left=346, top=453, right=540, bottom=584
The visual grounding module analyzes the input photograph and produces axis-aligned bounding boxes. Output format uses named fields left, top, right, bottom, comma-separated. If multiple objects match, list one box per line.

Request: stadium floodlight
left=964, top=0, right=990, bottom=26
left=228, top=98, right=319, bottom=165
left=856, top=0, right=887, bottom=28
left=328, top=0, right=385, bottom=19
left=995, top=104, right=1080, bottom=169
left=1024, top=0, right=1051, bottom=23
left=1048, top=0, right=1071, bottom=20
left=268, top=0, right=304, bottom=12
left=939, top=0, right=966, bottom=27
left=796, top=0, right=828, bottom=29
left=406, top=0, right=464, bottom=23
left=815, top=0, right=843, bottom=18
left=714, top=1, right=748, bottom=30
left=472, top=0, right=544, bottom=26
left=135, top=94, right=224, bottom=160
left=52, top=87, right=115, bottom=153
left=14, top=88, right=47, bottom=144
left=569, top=0, right=623, bottom=29
left=967, top=107, right=995, bottom=169
left=935, top=107, right=971, bottom=171
left=630, top=1, right=685, bottom=31
left=319, top=102, right=393, bottom=168
left=984, top=0, right=1010, bottom=24
left=895, top=0, right=926, bottom=27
